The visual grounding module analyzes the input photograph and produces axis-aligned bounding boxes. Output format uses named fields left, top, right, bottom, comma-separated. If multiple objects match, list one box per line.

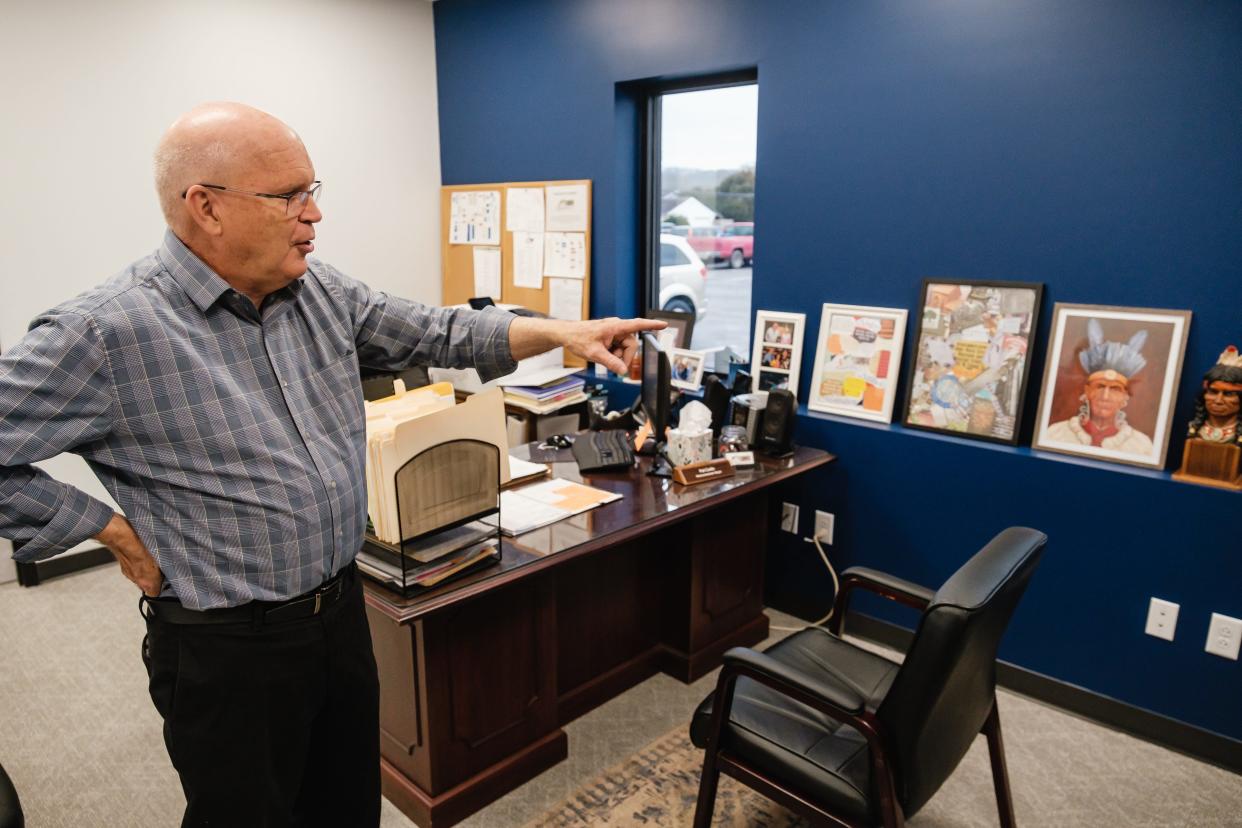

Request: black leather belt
left=141, top=562, right=354, bottom=627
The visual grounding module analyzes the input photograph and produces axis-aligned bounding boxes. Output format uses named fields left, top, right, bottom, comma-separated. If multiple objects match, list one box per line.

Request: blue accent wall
left=434, top=0, right=1242, bottom=743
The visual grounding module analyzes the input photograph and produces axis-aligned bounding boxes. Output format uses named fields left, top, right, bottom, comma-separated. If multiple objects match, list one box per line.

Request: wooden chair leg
left=983, top=702, right=1016, bottom=828
left=693, top=748, right=721, bottom=828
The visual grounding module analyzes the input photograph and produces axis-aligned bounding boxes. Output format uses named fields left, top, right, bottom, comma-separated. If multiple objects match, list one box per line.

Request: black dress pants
left=142, top=569, right=380, bottom=827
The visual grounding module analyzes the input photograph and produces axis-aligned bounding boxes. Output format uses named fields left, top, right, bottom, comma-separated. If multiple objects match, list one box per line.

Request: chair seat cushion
left=690, top=628, right=899, bottom=823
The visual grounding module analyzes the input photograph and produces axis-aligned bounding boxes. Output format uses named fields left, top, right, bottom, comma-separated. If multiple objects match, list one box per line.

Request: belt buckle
left=312, top=576, right=343, bottom=616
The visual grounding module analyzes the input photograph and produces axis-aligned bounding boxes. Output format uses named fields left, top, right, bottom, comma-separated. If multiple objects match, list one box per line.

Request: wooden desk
left=363, top=444, right=834, bottom=827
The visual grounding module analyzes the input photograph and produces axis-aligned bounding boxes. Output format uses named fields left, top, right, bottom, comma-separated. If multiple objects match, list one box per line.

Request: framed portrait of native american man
left=1033, top=304, right=1192, bottom=469
left=902, top=279, right=1043, bottom=445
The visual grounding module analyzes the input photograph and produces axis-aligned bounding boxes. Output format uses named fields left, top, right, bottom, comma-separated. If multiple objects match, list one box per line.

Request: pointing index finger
left=617, top=318, right=667, bottom=335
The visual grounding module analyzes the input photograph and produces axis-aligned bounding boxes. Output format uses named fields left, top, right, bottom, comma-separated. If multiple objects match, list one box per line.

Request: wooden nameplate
left=673, top=458, right=736, bottom=486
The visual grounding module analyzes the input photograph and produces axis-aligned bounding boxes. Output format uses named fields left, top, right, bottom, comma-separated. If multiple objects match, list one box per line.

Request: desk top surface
left=363, top=442, right=834, bottom=622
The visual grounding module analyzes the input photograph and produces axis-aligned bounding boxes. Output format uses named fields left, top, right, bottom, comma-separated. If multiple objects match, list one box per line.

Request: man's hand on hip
left=95, top=514, right=163, bottom=597
left=508, top=316, right=667, bottom=375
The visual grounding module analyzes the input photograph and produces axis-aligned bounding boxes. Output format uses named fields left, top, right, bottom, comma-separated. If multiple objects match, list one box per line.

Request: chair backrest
left=876, top=526, right=1046, bottom=816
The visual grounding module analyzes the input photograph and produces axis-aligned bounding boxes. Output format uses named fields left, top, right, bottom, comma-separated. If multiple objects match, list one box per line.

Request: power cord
left=771, top=533, right=839, bottom=633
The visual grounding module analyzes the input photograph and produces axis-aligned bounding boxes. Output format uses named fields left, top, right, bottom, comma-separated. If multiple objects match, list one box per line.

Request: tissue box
left=666, top=427, right=713, bottom=467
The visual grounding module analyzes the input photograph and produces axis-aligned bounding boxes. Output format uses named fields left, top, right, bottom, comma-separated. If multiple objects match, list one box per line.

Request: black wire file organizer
left=357, top=438, right=503, bottom=594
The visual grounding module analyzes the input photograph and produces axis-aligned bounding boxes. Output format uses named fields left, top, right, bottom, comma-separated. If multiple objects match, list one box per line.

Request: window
left=646, top=76, right=757, bottom=361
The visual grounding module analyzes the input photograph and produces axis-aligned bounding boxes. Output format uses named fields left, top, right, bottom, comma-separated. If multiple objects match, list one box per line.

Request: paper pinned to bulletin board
left=441, top=179, right=592, bottom=366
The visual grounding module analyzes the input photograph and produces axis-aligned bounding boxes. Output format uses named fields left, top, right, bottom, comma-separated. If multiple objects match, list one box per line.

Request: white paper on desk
left=544, top=232, right=585, bottom=279
left=506, top=187, right=544, bottom=232
left=508, top=455, right=549, bottom=482
left=449, top=190, right=500, bottom=245
left=547, top=278, right=584, bottom=321
left=545, top=184, right=588, bottom=232
left=498, top=492, right=569, bottom=536
left=498, top=478, right=620, bottom=536
left=513, top=231, right=544, bottom=288
left=472, top=246, right=501, bottom=299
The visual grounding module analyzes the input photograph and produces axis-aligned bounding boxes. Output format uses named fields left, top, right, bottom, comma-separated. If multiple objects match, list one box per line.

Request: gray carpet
left=1, top=563, right=1239, bottom=827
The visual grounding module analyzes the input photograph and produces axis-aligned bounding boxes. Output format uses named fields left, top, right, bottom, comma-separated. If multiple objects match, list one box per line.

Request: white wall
left=0, top=0, right=443, bottom=554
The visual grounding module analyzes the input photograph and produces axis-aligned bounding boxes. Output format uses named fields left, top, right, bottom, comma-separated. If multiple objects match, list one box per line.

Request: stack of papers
left=358, top=539, right=498, bottom=589
left=365, top=383, right=511, bottom=544
left=499, top=478, right=622, bottom=536
left=504, top=375, right=585, bottom=402
left=503, top=374, right=587, bottom=414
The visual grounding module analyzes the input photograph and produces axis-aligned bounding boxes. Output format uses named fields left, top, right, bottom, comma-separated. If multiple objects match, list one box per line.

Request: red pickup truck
left=685, top=222, right=754, bottom=268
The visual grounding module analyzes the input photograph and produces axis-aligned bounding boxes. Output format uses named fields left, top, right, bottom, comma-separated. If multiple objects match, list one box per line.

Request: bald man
left=0, top=102, right=660, bottom=826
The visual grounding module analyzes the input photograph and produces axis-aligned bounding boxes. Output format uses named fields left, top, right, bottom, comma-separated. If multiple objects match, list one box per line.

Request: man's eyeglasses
left=182, top=181, right=323, bottom=218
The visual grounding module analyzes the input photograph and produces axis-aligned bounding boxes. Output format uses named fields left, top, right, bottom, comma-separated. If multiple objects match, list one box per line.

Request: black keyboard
left=572, top=429, right=636, bottom=472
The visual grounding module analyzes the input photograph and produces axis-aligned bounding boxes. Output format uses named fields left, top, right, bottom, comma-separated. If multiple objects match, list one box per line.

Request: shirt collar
left=159, top=229, right=234, bottom=313
left=158, top=229, right=306, bottom=315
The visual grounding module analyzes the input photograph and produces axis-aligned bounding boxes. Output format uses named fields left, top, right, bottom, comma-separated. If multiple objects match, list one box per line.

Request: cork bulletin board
left=440, top=179, right=591, bottom=318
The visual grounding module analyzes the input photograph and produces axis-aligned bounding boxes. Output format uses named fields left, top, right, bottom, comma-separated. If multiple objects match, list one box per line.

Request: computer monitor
left=640, top=332, right=673, bottom=475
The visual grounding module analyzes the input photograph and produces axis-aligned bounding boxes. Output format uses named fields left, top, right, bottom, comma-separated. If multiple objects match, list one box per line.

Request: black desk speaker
left=757, top=389, right=796, bottom=455
left=702, top=374, right=731, bottom=437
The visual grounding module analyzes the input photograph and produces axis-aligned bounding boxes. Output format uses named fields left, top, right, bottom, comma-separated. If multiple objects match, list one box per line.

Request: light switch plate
left=1144, top=597, right=1179, bottom=642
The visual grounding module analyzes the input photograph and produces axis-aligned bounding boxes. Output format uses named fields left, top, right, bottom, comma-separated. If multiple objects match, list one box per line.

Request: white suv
left=658, top=233, right=709, bottom=318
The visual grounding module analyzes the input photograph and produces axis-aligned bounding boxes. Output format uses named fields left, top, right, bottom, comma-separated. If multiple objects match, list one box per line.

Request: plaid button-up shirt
left=0, top=230, right=517, bottom=609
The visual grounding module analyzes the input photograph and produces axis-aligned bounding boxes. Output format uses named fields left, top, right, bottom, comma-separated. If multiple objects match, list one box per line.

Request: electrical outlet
left=780, top=502, right=800, bottom=534
left=1144, top=597, right=1179, bottom=642
left=1204, top=612, right=1241, bottom=660
left=814, top=510, right=835, bottom=545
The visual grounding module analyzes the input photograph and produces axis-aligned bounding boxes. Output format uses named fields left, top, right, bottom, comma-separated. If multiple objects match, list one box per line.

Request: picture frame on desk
left=670, top=348, right=707, bottom=390
left=902, top=279, right=1043, bottom=446
left=808, top=303, right=908, bottom=423
left=1033, top=303, right=1192, bottom=470
left=646, top=308, right=695, bottom=350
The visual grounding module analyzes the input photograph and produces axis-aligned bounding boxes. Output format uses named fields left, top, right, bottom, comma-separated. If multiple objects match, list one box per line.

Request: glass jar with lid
left=718, top=424, right=748, bottom=455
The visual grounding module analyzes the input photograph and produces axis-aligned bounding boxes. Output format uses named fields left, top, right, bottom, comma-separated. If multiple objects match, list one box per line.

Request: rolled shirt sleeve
left=317, top=263, right=519, bottom=382
left=0, top=312, right=117, bottom=561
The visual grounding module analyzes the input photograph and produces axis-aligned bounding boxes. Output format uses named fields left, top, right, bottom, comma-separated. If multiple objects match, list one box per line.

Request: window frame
left=639, top=68, right=758, bottom=324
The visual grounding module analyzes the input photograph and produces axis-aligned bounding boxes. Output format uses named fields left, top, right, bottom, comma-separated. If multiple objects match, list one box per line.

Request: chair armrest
left=840, top=566, right=934, bottom=609
left=828, top=566, right=933, bottom=636
left=722, top=647, right=865, bottom=716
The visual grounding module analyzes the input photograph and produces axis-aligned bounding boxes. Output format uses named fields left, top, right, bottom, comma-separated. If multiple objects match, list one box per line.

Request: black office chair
left=0, top=761, right=24, bottom=828
left=690, top=526, right=1046, bottom=827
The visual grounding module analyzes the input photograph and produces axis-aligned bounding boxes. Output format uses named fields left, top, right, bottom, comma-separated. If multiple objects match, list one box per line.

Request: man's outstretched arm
left=326, top=264, right=664, bottom=378
left=507, top=315, right=666, bottom=375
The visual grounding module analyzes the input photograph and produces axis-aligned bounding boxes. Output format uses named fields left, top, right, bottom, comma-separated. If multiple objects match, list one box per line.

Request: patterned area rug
left=524, top=727, right=807, bottom=827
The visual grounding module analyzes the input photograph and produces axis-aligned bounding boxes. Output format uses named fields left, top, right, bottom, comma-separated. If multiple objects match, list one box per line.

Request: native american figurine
left=1187, top=345, right=1242, bottom=446
left=1175, top=345, right=1242, bottom=488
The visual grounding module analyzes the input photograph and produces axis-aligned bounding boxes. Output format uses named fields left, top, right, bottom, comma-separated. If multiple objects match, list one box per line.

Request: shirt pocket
left=307, top=345, right=363, bottom=439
